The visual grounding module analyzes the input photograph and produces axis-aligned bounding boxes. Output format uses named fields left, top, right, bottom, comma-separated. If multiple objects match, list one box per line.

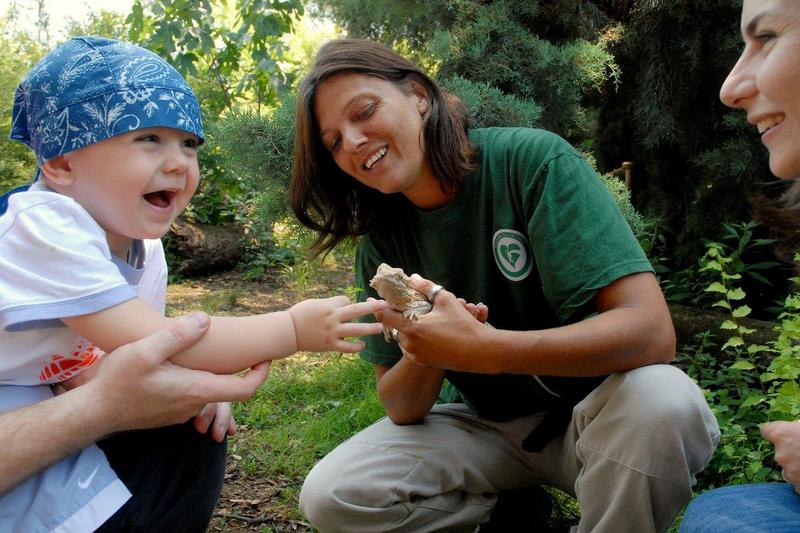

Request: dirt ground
left=167, top=263, right=355, bottom=533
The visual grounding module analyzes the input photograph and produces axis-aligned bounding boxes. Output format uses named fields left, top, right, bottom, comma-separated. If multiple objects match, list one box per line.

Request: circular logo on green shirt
left=492, top=229, right=533, bottom=281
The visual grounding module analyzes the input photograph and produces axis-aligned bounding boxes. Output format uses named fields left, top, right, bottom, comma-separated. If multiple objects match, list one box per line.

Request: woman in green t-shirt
left=290, top=37, right=719, bottom=533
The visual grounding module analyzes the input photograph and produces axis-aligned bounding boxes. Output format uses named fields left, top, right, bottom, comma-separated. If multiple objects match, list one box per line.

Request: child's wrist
left=286, top=307, right=301, bottom=353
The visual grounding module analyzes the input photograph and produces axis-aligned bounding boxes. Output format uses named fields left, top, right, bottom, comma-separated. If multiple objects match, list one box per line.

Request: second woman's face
left=314, top=72, right=437, bottom=203
left=720, top=0, right=800, bottom=179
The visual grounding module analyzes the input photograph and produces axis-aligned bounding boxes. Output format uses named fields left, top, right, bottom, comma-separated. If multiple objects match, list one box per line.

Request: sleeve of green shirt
left=521, top=148, right=653, bottom=324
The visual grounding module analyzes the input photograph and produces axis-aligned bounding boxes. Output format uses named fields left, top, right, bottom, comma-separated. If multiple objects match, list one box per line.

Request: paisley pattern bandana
left=10, top=36, right=204, bottom=165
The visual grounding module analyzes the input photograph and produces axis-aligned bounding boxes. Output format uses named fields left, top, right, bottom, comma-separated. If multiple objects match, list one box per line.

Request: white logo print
left=78, top=464, right=100, bottom=489
left=492, top=229, right=533, bottom=281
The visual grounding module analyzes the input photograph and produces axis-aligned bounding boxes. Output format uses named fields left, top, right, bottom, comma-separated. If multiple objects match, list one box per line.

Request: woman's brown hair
left=289, top=38, right=474, bottom=256
left=752, top=181, right=800, bottom=267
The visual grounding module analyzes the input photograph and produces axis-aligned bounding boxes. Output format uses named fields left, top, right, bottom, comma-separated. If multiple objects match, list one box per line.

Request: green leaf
left=747, top=344, right=770, bottom=354
left=720, top=320, right=738, bottom=330
left=729, top=360, right=755, bottom=370
left=740, top=394, right=765, bottom=408
left=732, top=305, right=752, bottom=318
left=706, top=281, right=727, bottom=294
left=722, top=336, right=745, bottom=350
left=749, top=261, right=782, bottom=270
left=727, top=287, right=746, bottom=300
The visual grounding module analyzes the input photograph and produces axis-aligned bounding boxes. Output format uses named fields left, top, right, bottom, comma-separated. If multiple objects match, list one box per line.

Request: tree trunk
left=669, top=303, right=778, bottom=350
left=167, top=218, right=245, bottom=276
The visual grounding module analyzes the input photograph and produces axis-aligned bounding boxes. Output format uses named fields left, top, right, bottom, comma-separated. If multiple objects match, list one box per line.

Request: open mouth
left=364, top=147, right=388, bottom=170
left=143, top=190, right=176, bottom=209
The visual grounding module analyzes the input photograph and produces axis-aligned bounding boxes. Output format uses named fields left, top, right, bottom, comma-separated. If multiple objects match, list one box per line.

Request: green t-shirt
left=356, top=127, right=653, bottom=421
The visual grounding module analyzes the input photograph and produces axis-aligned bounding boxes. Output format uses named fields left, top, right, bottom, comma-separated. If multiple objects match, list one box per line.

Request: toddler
left=0, top=37, right=384, bottom=409
left=0, top=36, right=384, bottom=530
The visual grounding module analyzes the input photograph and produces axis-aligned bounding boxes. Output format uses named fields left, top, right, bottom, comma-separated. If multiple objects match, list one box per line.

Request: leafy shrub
left=684, top=238, right=800, bottom=489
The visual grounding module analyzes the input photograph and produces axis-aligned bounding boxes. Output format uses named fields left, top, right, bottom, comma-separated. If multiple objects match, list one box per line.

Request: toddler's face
left=53, top=127, right=200, bottom=258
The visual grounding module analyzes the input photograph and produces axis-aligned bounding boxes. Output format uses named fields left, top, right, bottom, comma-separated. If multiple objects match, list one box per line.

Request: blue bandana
left=10, top=36, right=204, bottom=165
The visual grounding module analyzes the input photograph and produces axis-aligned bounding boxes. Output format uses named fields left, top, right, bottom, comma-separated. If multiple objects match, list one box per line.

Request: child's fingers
left=339, top=321, right=385, bottom=338
left=338, top=299, right=386, bottom=322
left=333, top=339, right=367, bottom=353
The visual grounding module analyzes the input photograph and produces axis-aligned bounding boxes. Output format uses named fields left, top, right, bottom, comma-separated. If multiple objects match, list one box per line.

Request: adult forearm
left=391, top=272, right=675, bottom=376
left=486, top=305, right=676, bottom=376
left=0, top=386, right=107, bottom=495
left=376, top=360, right=445, bottom=424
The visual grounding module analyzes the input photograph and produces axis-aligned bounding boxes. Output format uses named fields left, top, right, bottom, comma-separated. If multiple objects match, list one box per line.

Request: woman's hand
left=762, top=420, right=800, bottom=494
left=289, top=296, right=386, bottom=353
left=377, top=274, right=493, bottom=372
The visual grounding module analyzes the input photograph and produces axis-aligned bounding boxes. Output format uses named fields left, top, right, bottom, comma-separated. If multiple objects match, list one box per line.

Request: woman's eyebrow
left=319, top=95, right=367, bottom=139
left=744, top=12, right=766, bottom=38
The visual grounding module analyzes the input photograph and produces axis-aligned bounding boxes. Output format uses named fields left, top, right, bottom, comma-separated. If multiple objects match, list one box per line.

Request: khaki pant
left=300, top=364, right=720, bottom=533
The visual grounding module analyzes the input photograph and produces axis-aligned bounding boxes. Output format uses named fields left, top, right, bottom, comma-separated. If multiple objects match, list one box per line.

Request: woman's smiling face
left=720, top=0, right=800, bottom=179
left=314, top=72, right=444, bottom=207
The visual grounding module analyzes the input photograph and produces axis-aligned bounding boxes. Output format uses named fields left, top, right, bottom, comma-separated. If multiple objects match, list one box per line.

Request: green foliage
left=658, top=221, right=787, bottom=318
left=207, top=91, right=299, bottom=270
left=65, top=10, right=129, bottom=40
left=442, top=75, right=542, bottom=129
left=600, top=173, right=653, bottom=253
left=127, top=0, right=303, bottom=113
left=438, top=0, right=618, bottom=138
left=682, top=237, right=800, bottom=489
left=595, top=0, right=771, bottom=268
left=0, top=15, right=45, bottom=190
left=316, top=0, right=454, bottom=53
left=230, top=354, right=384, bottom=520
left=319, top=0, right=619, bottom=142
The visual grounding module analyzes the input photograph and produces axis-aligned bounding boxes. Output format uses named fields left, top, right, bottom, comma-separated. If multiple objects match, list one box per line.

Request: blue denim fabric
left=680, top=483, right=800, bottom=532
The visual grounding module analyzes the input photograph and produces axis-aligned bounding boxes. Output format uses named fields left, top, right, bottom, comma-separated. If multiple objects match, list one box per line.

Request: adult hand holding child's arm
left=0, top=313, right=269, bottom=495
left=63, top=296, right=386, bottom=375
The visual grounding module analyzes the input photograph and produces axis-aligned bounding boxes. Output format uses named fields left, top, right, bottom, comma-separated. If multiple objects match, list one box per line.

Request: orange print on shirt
left=39, top=337, right=105, bottom=382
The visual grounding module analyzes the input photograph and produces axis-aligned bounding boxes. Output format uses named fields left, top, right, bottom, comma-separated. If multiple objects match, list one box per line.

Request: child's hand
left=289, top=296, right=386, bottom=353
left=193, top=402, right=237, bottom=443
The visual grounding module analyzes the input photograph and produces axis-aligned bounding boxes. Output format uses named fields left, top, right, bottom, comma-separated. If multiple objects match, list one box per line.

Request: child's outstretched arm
left=63, top=296, right=386, bottom=374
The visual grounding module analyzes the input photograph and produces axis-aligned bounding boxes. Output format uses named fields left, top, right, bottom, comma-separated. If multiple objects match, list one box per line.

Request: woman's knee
left=299, top=449, right=375, bottom=528
left=609, top=365, right=716, bottom=429
left=299, top=460, right=339, bottom=527
left=580, top=365, right=719, bottom=464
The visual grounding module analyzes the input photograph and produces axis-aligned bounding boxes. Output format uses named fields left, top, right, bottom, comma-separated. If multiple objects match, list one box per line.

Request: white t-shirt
left=0, top=182, right=167, bottom=385
left=0, top=182, right=168, bottom=531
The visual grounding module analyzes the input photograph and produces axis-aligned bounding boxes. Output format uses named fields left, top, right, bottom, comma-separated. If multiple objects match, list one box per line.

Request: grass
left=228, top=353, right=384, bottom=522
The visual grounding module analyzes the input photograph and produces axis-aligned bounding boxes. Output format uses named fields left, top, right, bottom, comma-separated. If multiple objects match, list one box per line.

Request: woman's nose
left=720, top=58, right=756, bottom=109
left=341, top=126, right=368, bottom=153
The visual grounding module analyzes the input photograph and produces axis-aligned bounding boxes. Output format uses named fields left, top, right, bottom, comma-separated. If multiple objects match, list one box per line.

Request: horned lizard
left=369, top=263, right=432, bottom=342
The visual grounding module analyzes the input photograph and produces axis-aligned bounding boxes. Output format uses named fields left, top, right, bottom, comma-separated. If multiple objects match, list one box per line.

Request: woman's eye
left=136, top=134, right=159, bottom=143
left=357, top=103, right=376, bottom=120
left=756, top=31, right=776, bottom=44
left=184, top=138, right=199, bottom=149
